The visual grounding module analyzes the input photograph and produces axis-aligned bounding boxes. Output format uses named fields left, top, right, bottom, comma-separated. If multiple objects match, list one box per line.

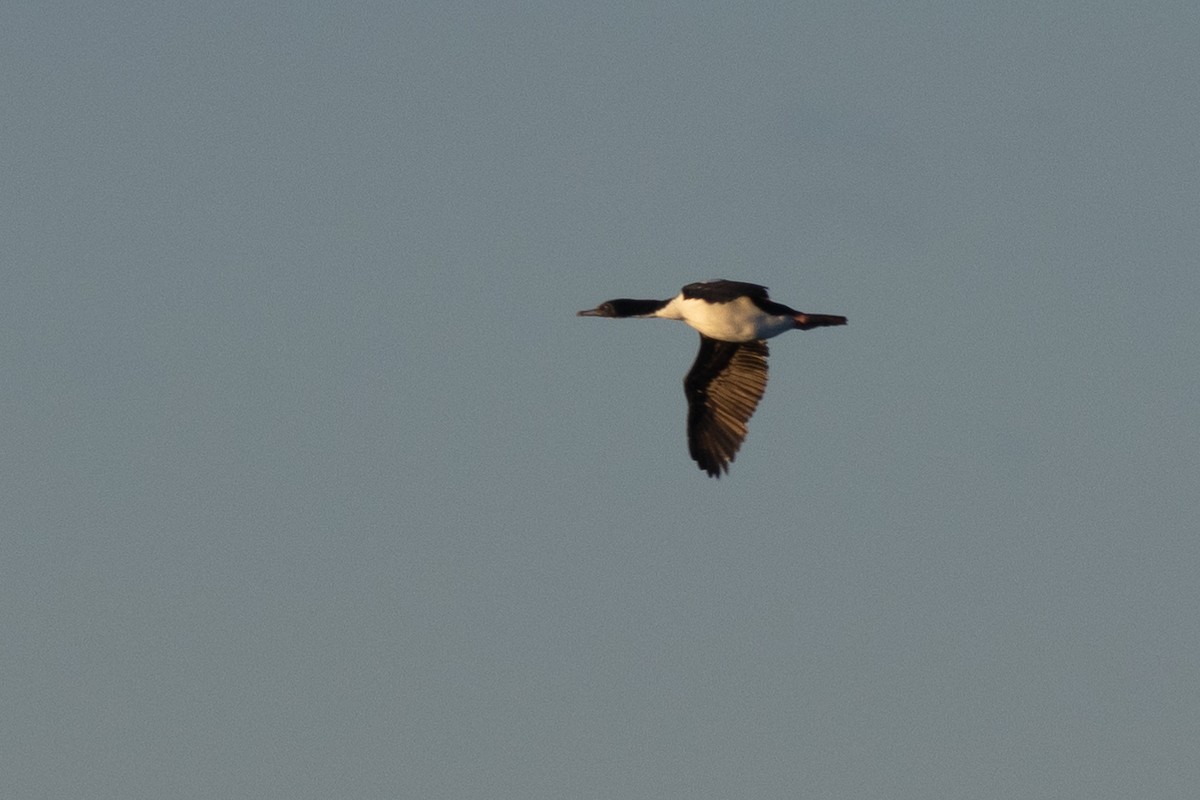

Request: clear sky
left=4, top=3, right=1198, bottom=798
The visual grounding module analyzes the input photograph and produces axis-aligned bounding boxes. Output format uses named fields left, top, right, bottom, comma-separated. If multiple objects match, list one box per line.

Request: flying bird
left=578, top=279, right=846, bottom=477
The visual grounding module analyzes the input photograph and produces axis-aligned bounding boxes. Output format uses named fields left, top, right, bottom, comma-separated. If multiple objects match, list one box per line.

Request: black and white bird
left=578, top=279, right=846, bottom=477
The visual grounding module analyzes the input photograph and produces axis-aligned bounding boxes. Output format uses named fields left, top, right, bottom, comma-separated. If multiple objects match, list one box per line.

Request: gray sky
left=4, top=3, right=1199, bottom=798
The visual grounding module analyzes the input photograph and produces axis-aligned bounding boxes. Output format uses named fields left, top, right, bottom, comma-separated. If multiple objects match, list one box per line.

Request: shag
left=578, top=280, right=846, bottom=477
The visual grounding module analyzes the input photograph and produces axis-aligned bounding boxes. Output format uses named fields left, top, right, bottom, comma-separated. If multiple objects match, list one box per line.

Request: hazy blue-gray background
left=4, top=3, right=1198, bottom=798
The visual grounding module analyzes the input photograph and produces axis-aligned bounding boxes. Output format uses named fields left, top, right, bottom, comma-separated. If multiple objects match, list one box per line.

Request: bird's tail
left=793, top=313, right=847, bottom=330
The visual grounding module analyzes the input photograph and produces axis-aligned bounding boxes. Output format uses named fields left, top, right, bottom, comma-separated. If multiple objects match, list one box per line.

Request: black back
left=681, top=280, right=769, bottom=303
left=681, top=279, right=800, bottom=317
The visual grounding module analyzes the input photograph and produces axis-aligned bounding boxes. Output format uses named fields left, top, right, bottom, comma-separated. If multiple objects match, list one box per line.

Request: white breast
left=655, top=295, right=794, bottom=342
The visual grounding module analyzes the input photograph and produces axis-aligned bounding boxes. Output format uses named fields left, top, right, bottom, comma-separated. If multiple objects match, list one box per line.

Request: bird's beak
left=577, top=308, right=603, bottom=316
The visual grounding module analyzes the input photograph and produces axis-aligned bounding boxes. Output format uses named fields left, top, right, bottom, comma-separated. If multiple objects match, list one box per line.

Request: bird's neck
left=612, top=298, right=671, bottom=317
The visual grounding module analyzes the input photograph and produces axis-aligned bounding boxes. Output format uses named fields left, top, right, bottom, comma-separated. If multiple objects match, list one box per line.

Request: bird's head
left=576, top=300, right=621, bottom=318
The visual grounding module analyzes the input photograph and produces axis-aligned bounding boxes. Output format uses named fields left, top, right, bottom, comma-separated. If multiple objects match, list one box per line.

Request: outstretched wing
left=683, top=336, right=769, bottom=477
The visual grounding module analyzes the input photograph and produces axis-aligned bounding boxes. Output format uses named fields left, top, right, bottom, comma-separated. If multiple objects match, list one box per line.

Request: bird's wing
left=683, top=336, right=769, bottom=477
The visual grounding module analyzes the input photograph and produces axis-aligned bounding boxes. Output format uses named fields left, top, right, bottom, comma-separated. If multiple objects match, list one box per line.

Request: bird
left=578, top=279, right=846, bottom=477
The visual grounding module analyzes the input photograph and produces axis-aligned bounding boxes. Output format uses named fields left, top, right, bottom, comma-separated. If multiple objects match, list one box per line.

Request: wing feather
left=683, top=337, right=769, bottom=477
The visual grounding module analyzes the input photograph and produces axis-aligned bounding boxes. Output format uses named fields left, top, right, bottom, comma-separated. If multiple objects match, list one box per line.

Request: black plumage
left=684, top=337, right=770, bottom=477
left=578, top=280, right=845, bottom=477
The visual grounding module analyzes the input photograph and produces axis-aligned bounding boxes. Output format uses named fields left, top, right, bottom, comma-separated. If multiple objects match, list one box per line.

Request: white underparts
left=653, top=295, right=794, bottom=342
